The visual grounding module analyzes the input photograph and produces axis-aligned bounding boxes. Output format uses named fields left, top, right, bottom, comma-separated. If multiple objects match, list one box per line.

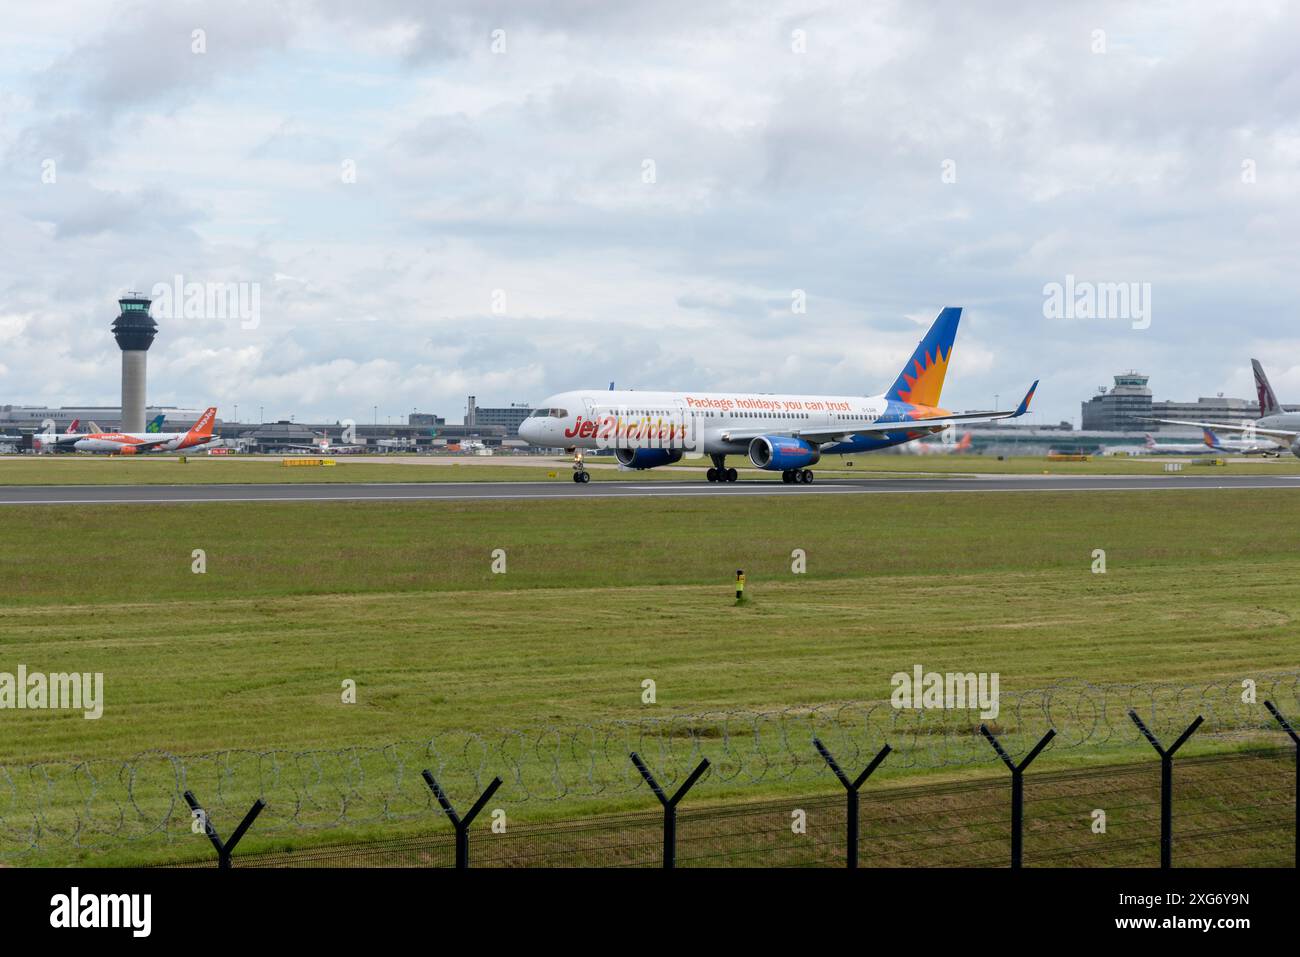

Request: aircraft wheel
left=801, top=469, right=814, bottom=484
left=726, top=467, right=738, bottom=482
left=572, top=472, right=583, bottom=483
left=579, top=471, right=591, bottom=483
left=706, top=467, right=718, bottom=482
left=782, top=470, right=793, bottom=483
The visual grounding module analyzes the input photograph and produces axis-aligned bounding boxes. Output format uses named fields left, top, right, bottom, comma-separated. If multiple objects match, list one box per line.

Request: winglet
left=1014, top=380, right=1038, bottom=417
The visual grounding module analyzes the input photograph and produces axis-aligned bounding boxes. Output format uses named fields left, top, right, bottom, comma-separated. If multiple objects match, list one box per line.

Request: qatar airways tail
left=518, top=307, right=1036, bottom=484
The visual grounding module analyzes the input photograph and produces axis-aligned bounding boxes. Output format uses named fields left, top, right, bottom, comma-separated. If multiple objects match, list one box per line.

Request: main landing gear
left=782, top=469, right=815, bottom=484
left=706, top=454, right=738, bottom=483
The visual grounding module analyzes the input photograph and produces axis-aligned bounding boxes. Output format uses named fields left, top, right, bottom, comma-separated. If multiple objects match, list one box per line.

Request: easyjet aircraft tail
left=184, top=408, right=217, bottom=442
left=885, top=306, right=960, bottom=407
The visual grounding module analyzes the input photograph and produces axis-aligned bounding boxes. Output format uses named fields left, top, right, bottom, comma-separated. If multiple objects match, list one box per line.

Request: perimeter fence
left=2, top=672, right=1296, bottom=865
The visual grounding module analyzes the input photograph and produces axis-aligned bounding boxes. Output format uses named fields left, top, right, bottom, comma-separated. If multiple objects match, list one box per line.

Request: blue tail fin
left=886, top=307, right=961, bottom=407
left=146, top=414, right=165, bottom=433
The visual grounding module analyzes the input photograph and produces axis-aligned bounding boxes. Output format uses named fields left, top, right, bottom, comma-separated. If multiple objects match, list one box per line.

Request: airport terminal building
left=1080, top=372, right=1292, bottom=432
left=0, top=405, right=209, bottom=432
left=465, top=396, right=531, bottom=437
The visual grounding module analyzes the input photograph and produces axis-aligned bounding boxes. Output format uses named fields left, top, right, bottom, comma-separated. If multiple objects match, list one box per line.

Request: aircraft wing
left=1149, top=419, right=1296, bottom=443
left=724, top=381, right=1039, bottom=445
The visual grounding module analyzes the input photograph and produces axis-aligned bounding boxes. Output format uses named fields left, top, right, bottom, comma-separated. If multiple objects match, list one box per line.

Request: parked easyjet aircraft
left=902, top=429, right=974, bottom=455
left=74, top=407, right=219, bottom=454
left=518, top=308, right=1036, bottom=483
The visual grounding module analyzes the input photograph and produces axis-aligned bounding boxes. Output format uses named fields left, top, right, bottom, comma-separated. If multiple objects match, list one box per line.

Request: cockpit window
left=527, top=408, right=568, bottom=418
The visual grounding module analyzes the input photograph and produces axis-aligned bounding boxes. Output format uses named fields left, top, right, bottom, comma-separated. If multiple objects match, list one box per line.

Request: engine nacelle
left=615, top=448, right=684, bottom=469
left=748, top=435, right=821, bottom=471
left=1290, top=439, right=1300, bottom=459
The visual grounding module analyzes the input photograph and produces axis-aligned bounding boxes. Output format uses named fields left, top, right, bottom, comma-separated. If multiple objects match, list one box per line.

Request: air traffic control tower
left=111, top=293, right=158, bottom=433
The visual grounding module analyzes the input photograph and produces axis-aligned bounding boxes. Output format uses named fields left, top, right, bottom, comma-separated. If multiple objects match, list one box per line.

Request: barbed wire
left=1, top=671, right=1296, bottom=859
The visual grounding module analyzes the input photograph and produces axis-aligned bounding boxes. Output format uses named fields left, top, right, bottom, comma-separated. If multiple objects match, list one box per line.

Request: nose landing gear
left=571, top=450, right=591, bottom=483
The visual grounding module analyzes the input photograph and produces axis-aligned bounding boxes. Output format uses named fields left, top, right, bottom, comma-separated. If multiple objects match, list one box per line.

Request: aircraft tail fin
left=185, top=407, right=217, bottom=441
left=68, top=418, right=80, bottom=434
left=1202, top=428, right=1222, bottom=448
left=886, top=307, right=961, bottom=408
left=1144, top=433, right=1157, bottom=449
left=1252, top=359, right=1282, bottom=416
left=146, top=414, right=165, bottom=433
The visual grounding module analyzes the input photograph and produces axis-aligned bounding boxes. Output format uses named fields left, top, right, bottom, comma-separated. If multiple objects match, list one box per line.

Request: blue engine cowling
left=747, top=435, right=821, bottom=471
left=615, top=447, right=684, bottom=469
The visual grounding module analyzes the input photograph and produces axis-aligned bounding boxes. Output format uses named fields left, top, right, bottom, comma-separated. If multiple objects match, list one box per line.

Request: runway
left=2, top=473, right=1299, bottom=504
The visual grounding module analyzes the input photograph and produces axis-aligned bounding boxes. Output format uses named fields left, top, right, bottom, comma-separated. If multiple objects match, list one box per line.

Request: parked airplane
left=518, top=307, right=1036, bottom=483
left=74, top=408, right=218, bottom=454
left=28, top=419, right=84, bottom=453
left=1153, top=359, right=1297, bottom=457
left=1201, top=427, right=1281, bottom=457
left=1135, top=432, right=1212, bottom=455
left=900, top=429, right=973, bottom=455
left=281, top=434, right=365, bottom=454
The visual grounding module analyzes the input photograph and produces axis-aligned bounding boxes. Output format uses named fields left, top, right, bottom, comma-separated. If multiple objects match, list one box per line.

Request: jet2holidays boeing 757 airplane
left=518, top=307, right=1038, bottom=483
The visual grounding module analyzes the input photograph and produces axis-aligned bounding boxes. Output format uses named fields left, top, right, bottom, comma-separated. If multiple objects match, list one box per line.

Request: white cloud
left=0, top=0, right=1297, bottom=424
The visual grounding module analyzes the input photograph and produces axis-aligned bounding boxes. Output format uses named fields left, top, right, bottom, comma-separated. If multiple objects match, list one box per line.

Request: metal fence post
left=1264, top=701, right=1299, bottom=869
left=813, top=738, right=891, bottom=868
left=630, top=753, right=710, bottom=868
left=979, top=725, right=1055, bottom=868
left=421, top=771, right=503, bottom=869
left=1127, top=710, right=1203, bottom=868
left=182, top=790, right=266, bottom=869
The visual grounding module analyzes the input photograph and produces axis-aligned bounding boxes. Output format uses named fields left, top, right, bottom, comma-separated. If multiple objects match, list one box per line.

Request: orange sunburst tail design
left=886, top=307, right=961, bottom=408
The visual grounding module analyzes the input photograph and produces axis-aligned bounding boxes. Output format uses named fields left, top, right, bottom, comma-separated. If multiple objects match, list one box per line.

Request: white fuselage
left=518, top=388, right=914, bottom=456
left=74, top=431, right=197, bottom=454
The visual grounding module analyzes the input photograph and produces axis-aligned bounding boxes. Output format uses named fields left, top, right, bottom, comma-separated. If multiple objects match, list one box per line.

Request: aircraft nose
left=519, top=419, right=538, bottom=444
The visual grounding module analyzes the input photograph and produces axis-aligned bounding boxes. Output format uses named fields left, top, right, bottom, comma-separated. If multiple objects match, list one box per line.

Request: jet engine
left=747, top=435, right=821, bottom=471
left=615, top=448, right=684, bottom=469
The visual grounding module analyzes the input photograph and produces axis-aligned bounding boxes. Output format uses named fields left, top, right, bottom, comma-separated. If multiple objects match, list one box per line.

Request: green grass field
left=2, top=486, right=1298, bottom=864
left=2, top=451, right=1299, bottom=485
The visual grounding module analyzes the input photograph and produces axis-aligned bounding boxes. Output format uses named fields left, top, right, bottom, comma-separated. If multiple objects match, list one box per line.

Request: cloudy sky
left=2, top=0, right=1297, bottom=425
